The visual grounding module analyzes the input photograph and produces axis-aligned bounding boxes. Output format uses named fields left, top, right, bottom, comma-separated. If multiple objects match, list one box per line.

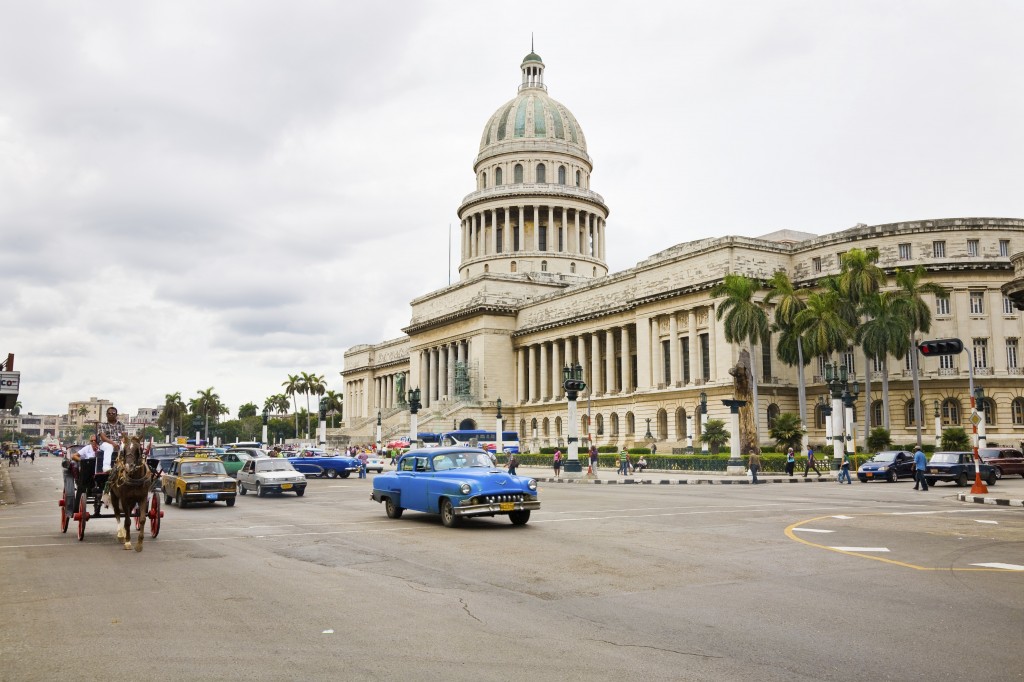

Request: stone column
left=539, top=342, right=549, bottom=401
left=591, top=332, right=602, bottom=395
left=709, top=304, right=719, bottom=382
left=447, top=344, right=456, bottom=399
left=503, top=208, right=510, bottom=254
left=530, top=345, right=540, bottom=402
left=552, top=338, right=563, bottom=399
left=669, top=313, right=679, bottom=386
left=571, top=209, right=579, bottom=254
left=621, top=327, right=632, bottom=393
left=578, top=336, right=588, bottom=385
left=636, top=317, right=651, bottom=390
left=517, top=206, right=524, bottom=252
left=488, top=209, right=497, bottom=256
left=688, top=309, right=699, bottom=385
left=606, top=329, right=616, bottom=393
left=438, top=344, right=448, bottom=401
left=518, top=347, right=527, bottom=403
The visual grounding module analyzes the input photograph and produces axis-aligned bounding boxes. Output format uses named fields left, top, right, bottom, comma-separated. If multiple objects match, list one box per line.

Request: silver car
left=237, top=458, right=308, bottom=497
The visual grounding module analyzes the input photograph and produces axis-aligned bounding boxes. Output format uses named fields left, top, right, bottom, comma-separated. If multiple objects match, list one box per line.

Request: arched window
left=767, top=404, right=780, bottom=429
left=941, top=398, right=960, bottom=426
left=979, top=398, right=995, bottom=426
left=570, top=262, right=576, bottom=274
left=483, top=264, right=489, bottom=273
left=541, top=260, right=548, bottom=272
left=530, top=418, right=539, bottom=441
left=510, top=261, right=517, bottom=273
left=905, top=400, right=918, bottom=427
left=610, top=412, right=619, bottom=437
left=542, top=417, right=550, bottom=436
left=657, top=408, right=668, bottom=440
left=815, top=403, right=828, bottom=429
left=555, top=416, right=562, bottom=437
left=519, top=419, right=527, bottom=438
left=481, top=172, right=487, bottom=189
left=536, top=163, right=546, bottom=183
left=575, top=170, right=581, bottom=187
left=676, top=407, right=687, bottom=440
left=595, top=414, right=604, bottom=435
left=1013, top=398, right=1024, bottom=425
left=582, top=414, right=590, bottom=436
left=514, top=164, right=524, bottom=183
left=495, top=167, right=503, bottom=185
left=558, top=165, right=566, bottom=185
left=871, top=400, right=883, bottom=428
left=626, top=412, right=635, bottom=436
left=593, top=267, right=597, bottom=276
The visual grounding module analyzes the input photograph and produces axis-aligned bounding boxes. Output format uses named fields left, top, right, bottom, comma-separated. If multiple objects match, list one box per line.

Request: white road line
left=832, top=515, right=853, bottom=519
left=830, top=547, right=890, bottom=552
left=970, top=563, right=1024, bottom=571
left=792, top=528, right=835, bottom=533
left=975, top=520, right=998, bottom=525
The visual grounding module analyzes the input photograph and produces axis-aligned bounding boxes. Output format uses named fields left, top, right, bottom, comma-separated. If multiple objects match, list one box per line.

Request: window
left=536, top=163, right=546, bottom=183
left=1013, top=398, right=1024, bottom=425
left=967, top=239, right=979, bottom=257
left=872, top=355, right=883, bottom=373
left=575, top=170, right=581, bottom=187
left=681, top=337, right=691, bottom=384
left=941, top=398, right=960, bottom=426
left=700, top=333, right=710, bottom=381
left=812, top=257, right=821, bottom=273
left=540, top=260, right=547, bottom=272
left=935, top=294, right=950, bottom=316
left=569, top=262, right=576, bottom=274
left=514, top=164, right=524, bottom=183
left=933, top=241, right=946, bottom=257
left=558, top=166, right=566, bottom=185
left=815, top=403, right=828, bottom=429
left=762, top=332, right=772, bottom=381
left=1008, top=338, right=1019, bottom=369
left=1000, top=239, right=1010, bottom=257
left=662, top=340, right=671, bottom=384
left=871, top=400, right=883, bottom=427
left=496, top=227, right=503, bottom=252
left=1005, top=296, right=1016, bottom=315
left=495, top=167, right=503, bottom=185
left=973, top=338, right=988, bottom=368
left=979, top=398, right=995, bottom=426
left=510, top=261, right=517, bottom=273
left=842, top=348, right=855, bottom=375
left=481, top=172, right=487, bottom=188
left=767, top=404, right=780, bottom=428
left=939, top=354, right=955, bottom=370
left=898, top=243, right=912, bottom=260
left=818, top=355, right=829, bottom=378
left=539, top=225, right=547, bottom=251
left=905, top=400, right=918, bottom=426
left=970, top=291, right=985, bottom=315
left=837, top=251, right=846, bottom=267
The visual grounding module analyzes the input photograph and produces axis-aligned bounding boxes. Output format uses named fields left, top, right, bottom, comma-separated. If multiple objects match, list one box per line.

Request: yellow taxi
left=160, top=454, right=237, bottom=509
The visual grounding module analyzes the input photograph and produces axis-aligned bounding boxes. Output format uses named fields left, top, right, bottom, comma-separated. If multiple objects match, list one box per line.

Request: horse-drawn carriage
left=58, top=437, right=163, bottom=549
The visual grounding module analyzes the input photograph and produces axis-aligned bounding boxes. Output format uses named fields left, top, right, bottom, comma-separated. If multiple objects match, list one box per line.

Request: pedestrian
left=838, top=451, right=852, bottom=484
left=589, top=445, right=599, bottom=471
left=553, top=449, right=562, bottom=476
left=651, top=442, right=657, bottom=455
left=357, top=450, right=368, bottom=478
left=747, top=450, right=761, bottom=484
left=913, top=447, right=929, bottom=491
left=803, top=445, right=822, bottom=477
left=618, top=449, right=630, bottom=476
left=785, top=448, right=796, bottom=477
left=506, top=453, right=519, bottom=475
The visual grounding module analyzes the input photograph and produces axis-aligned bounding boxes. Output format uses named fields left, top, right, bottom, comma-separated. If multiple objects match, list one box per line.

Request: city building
left=339, top=52, right=1024, bottom=453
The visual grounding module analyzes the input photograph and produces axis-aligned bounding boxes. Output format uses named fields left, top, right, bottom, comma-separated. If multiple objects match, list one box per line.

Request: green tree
left=323, top=390, right=344, bottom=427
left=765, top=270, right=809, bottom=448
left=840, top=248, right=885, bottom=442
left=282, top=375, right=301, bottom=438
left=941, top=427, right=970, bottom=451
left=767, top=412, right=805, bottom=452
left=302, top=373, right=327, bottom=435
left=190, top=387, right=228, bottom=442
left=159, top=392, right=187, bottom=440
left=712, top=274, right=769, bottom=447
left=856, top=292, right=910, bottom=430
left=237, top=402, right=258, bottom=419
left=700, top=419, right=730, bottom=454
left=794, top=287, right=852, bottom=360
left=866, top=426, right=892, bottom=452
left=893, top=266, right=946, bottom=447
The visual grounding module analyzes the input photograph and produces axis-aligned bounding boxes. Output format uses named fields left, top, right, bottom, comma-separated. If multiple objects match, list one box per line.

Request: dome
left=478, top=53, right=587, bottom=156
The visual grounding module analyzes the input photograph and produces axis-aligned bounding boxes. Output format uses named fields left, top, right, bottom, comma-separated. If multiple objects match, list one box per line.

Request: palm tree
left=768, top=412, right=806, bottom=453
left=765, top=270, right=809, bottom=447
left=192, top=387, right=227, bottom=442
left=712, top=273, right=769, bottom=448
left=892, top=266, right=946, bottom=447
left=794, top=288, right=852, bottom=360
left=298, top=372, right=325, bottom=438
left=323, top=390, right=344, bottom=427
left=856, top=291, right=911, bottom=431
left=839, top=247, right=885, bottom=444
left=282, top=375, right=301, bottom=438
left=160, top=392, right=187, bottom=440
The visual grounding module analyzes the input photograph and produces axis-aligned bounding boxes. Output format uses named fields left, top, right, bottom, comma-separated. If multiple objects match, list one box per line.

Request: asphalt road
left=1, top=458, right=1022, bottom=682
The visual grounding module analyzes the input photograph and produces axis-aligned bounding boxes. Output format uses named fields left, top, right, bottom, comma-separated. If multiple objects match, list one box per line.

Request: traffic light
left=918, top=338, right=964, bottom=356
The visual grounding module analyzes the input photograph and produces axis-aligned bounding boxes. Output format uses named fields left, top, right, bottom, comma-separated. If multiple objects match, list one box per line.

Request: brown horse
left=108, top=436, right=153, bottom=552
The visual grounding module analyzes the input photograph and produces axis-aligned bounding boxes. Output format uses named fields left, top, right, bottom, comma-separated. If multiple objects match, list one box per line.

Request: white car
left=364, top=455, right=386, bottom=473
left=237, top=458, right=308, bottom=497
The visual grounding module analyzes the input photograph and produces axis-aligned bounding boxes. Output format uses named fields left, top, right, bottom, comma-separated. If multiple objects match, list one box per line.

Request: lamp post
left=376, top=410, right=382, bottom=453
left=262, top=407, right=269, bottom=448
left=562, top=363, right=586, bottom=475
left=974, top=387, right=987, bottom=449
left=318, top=398, right=327, bottom=446
left=825, top=362, right=848, bottom=466
left=721, top=399, right=747, bottom=474
left=686, top=406, right=694, bottom=453
left=495, top=398, right=504, bottom=457
left=407, top=388, right=421, bottom=450
left=819, top=396, right=833, bottom=452
left=842, top=379, right=859, bottom=456
left=645, top=418, right=653, bottom=442
left=934, top=400, right=941, bottom=449
left=699, top=391, right=708, bottom=453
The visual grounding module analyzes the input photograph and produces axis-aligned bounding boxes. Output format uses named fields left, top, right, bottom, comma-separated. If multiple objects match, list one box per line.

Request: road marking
left=970, top=563, right=1024, bottom=571
left=792, top=528, right=834, bottom=533
left=975, top=520, right=998, bottom=525
left=832, top=515, right=853, bottom=519
left=830, top=546, right=890, bottom=552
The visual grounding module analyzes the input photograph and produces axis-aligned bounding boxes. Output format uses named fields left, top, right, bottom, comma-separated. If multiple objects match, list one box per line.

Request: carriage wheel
left=60, top=491, right=70, bottom=533
left=149, top=492, right=161, bottom=538
left=77, top=494, right=87, bottom=541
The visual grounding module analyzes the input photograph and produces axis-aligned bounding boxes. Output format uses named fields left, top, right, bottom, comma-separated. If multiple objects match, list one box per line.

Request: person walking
left=747, top=450, right=761, bottom=484
left=913, top=447, right=929, bottom=491
left=618, top=449, right=630, bottom=476
left=785, top=448, right=796, bottom=477
left=506, top=453, right=519, bottom=475
left=838, top=451, right=852, bottom=484
left=589, top=445, right=599, bottom=472
left=553, top=449, right=562, bottom=477
left=357, top=450, right=368, bottom=479
left=803, top=445, right=822, bottom=478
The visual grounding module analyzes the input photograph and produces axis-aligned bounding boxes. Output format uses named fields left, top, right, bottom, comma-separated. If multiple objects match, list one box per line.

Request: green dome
left=522, top=51, right=543, bottom=64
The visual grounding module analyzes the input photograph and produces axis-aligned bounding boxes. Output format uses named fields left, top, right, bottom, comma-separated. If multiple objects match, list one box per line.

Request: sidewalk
left=520, top=464, right=836, bottom=485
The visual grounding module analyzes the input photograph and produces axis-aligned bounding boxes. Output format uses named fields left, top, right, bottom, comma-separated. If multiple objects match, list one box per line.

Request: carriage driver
left=95, top=406, right=127, bottom=506
left=71, top=437, right=102, bottom=512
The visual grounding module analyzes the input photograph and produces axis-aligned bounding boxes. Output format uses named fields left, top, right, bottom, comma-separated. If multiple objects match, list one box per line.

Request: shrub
left=700, top=419, right=729, bottom=454
left=866, top=427, right=892, bottom=452
left=941, top=427, right=970, bottom=451
left=768, top=412, right=805, bottom=452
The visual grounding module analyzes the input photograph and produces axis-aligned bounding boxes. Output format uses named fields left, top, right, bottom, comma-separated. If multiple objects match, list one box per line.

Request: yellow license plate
left=865, top=473, right=873, bottom=478
left=499, top=502, right=514, bottom=511
left=282, top=483, right=292, bottom=489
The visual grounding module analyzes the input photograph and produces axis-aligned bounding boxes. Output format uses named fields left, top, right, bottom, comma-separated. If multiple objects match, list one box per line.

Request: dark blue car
left=370, top=447, right=539, bottom=527
left=286, top=449, right=361, bottom=479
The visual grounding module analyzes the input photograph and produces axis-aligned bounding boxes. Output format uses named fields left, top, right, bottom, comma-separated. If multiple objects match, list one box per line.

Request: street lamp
left=824, top=362, right=849, bottom=464
left=495, top=398, right=504, bottom=457
left=407, top=388, right=421, bottom=450
left=562, top=363, right=586, bottom=475
left=376, top=410, right=382, bottom=453
left=262, top=407, right=269, bottom=447
left=699, top=391, right=708, bottom=453
left=842, top=379, right=859, bottom=456
left=645, top=418, right=653, bottom=441
left=933, top=399, right=941, bottom=449
left=974, top=386, right=987, bottom=449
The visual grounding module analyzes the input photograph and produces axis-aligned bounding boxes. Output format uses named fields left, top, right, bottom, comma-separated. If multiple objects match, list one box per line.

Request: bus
left=438, top=430, right=520, bottom=454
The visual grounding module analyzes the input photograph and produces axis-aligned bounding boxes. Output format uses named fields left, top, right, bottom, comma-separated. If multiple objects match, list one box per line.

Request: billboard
left=0, top=371, right=19, bottom=410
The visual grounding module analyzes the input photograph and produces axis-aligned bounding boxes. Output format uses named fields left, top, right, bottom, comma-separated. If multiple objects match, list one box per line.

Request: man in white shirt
left=72, top=438, right=102, bottom=511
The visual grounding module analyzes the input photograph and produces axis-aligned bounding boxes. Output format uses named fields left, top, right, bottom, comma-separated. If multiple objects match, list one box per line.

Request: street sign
left=970, top=411, right=982, bottom=427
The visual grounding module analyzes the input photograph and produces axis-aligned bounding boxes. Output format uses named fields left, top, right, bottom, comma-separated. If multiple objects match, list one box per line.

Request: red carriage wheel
left=77, top=494, right=87, bottom=541
left=60, top=491, right=70, bottom=533
left=149, top=492, right=161, bottom=538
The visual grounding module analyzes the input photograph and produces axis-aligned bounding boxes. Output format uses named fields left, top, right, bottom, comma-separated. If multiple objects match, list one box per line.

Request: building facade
left=340, top=53, right=1024, bottom=453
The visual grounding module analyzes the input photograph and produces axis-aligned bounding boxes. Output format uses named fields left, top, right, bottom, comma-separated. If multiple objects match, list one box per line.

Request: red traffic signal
left=918, top=338, right=964, bottom=356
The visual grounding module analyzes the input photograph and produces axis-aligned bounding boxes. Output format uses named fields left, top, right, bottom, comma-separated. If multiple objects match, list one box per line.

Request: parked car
left=286, top=450, right=361, bottom=479
left=925, top=451, right=997, bottom=487
left=160, top=455, right=237, bottom=508
left=364, top=454, right=386, bottom=473
left=220, top=450, right=256, bottom=477
left=370, top=446, right=539, bottom=527
left=237, top=457, right=307, bottom=497
left=977, top=447, right=1024, bottom=479
left=857, top=450, right=916, bottom=483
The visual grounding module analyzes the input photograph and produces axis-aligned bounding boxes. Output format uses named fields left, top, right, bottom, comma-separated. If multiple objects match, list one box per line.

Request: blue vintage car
left=370, top=446, right=539, bottom=527
left=286, top=449, right=361, bottom=479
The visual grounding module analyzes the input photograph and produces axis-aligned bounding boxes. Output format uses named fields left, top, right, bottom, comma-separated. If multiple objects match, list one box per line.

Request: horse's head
left=123, top=436, right=145, bottom=467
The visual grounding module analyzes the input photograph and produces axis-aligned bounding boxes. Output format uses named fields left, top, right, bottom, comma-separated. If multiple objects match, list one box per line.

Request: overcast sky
left=3, top=1, right=1023, bottom=418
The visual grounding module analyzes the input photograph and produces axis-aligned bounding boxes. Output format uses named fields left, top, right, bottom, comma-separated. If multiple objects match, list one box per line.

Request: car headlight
left=187, top=482, right=198, bottom=491
left=460, top=483, right=472, bottom=495
left=528, top=479, right=537, bottom=491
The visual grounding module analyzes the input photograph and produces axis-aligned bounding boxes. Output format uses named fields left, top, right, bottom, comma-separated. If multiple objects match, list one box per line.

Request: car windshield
left=256, top=460, right=296, bottom=472
left=929, top=453, right=960, bottom=464
left=432, top=452, right=494, bottom=470
left=182, top=461, right=226, bottom=475
left=870, top=452, right=898, bottom=463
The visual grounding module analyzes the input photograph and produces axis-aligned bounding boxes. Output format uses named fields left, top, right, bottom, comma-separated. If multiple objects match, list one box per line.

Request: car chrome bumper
left=454, top=500, right=540, bottom=517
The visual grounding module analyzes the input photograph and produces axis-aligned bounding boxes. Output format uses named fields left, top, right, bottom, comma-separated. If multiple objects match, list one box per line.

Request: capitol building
left=339, top=51, right=1024, bottom=453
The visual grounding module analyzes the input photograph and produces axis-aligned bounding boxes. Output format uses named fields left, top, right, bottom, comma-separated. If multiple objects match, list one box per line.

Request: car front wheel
left=887, top=470, right=898, bottom=483
left=256, top=483, right=265, bottom=497
left=176, top=491, right=187, bottom=509
left=385, top=497, right=403, bottom=519
left=440, top=498, right=461, bottom=527
left=994, top=467, right=1003, bottom=480
left=927, top=478, right=937, bottom=487
left=986, top=470, right=997, bottom=486
left=295, top=488, right=305, bottom=497
left=955, top=472, right=968, bottom=487
left=238, top=482, right=247, bottom=495
left=226, top=497, right=236, bottom=507
left=509, top=510, right=530, bottom=526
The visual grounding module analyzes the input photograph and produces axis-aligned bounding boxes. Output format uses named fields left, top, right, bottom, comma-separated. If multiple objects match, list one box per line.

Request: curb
left=536, top=475, right=833, bottom=485
left=0, top=462, right=13, bottom=507
left=957, top=493, right=1024, bottom=507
